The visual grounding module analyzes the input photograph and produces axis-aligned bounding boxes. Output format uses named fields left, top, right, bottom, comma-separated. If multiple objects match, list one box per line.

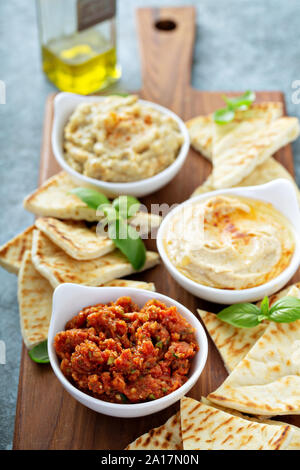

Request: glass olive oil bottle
left=36, top=0, right=121, bottom=94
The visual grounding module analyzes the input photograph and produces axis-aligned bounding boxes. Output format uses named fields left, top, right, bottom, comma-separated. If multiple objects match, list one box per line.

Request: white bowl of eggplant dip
left=52, top=93, right=190, bottom=197
left=157, top=179, right=300, bottom=304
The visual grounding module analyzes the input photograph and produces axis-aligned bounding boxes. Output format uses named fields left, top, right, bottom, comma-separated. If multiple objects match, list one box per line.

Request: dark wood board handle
left=137, top=6, right=196, bottom=111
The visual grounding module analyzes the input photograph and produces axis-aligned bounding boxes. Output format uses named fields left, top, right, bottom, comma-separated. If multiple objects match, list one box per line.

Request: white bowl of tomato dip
left=48, top=285, right=208, bottom=418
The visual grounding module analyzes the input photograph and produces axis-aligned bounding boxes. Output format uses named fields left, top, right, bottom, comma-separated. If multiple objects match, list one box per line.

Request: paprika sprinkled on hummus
left=54, top=296, right=198, bottom=403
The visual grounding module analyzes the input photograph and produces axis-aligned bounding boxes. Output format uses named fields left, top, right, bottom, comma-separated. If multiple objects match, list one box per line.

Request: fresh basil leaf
left=260, top=296, right=269, bottom=317
left=268, top=296, right=300, bottom=323
left=213, top=107, right=235, bottom=124
left=112, top=195, right=140, bottom=219
left=70, top=188, right=110, bottom=211
left=217, top=303, right=261, bottom=328
left=28, top=340, right=50, bottom=364
left=223, top=91, right=256, bottom=110
left=108, top=218, right=146, bottom=270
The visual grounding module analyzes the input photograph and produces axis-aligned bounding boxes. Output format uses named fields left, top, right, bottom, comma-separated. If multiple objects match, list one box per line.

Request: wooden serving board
left=13, top=6, right=300, bottom=449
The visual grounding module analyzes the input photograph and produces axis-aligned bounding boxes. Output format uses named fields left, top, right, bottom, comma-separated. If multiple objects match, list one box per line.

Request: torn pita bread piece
left=126, top=412, right=182, bottom=450
left=23, top=172, right=162, bottom=232
left=197, top=309, right=267, bottom=373
left=191, top=156, right=300, bottom=204
left=186, top=115, right=213, bottom=161
left=212, top=116, right=300, bottom=189
left=208, top=314, right=300, bottom=416
left=180, top=396, right=294, bottom=450
left=32, top=230, right=159, bottom=288
left=0, top=226, right=34, bottom=274
left=18, top=250, right=53, bottom=349
left=102, top=279, right=155, bottom=291
left=201, top=397, right=300, bottom=450
left=35, top=213, right=161, bottom=261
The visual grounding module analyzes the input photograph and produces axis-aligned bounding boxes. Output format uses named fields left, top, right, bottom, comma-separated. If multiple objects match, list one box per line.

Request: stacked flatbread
left=0, top=172, right=161, bottom=349
left=126, top=283, right=300, bottom=450
left=186, top=102, right=300, bottom=199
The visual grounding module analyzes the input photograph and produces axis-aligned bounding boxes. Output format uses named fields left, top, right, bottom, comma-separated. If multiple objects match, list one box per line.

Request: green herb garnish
left=217, top=296, right=300, bottom=328
left=107, top=356, right=115, bottom=365
left=148, top=394, right=156, bottom=400
left=70, top=189, right=146, bottom=270
left=213, top=91, right=256, bottom=124
left=28, top=340, right=50, bottom=364
left=155, top=340, right=164, bottom=349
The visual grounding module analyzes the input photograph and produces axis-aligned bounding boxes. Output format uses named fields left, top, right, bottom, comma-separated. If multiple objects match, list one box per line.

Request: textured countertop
left=1, top=0, right=300, bottom=449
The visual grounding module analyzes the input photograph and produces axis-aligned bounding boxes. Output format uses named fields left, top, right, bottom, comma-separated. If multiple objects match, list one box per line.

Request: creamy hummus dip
left=64, top=95, right=183, bottom=182
left=164, top=195, right=295, bottom=290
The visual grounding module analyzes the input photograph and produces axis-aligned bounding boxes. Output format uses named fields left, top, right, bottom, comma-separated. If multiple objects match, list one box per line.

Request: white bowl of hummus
left=52, top=93, right=190, bottom=197
left=157, top=179, right=300, bottom=304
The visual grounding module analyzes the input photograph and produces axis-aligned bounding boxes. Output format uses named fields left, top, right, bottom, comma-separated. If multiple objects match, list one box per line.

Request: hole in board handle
left=155, top=19, right=177, bottom=31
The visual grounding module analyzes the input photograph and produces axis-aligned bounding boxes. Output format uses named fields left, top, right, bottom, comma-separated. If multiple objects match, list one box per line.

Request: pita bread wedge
left=186, top=115, right=213, bottom=160
left=197, top=309, right=267, bottom=373
left=18, top=251, right=53, bottom=349
left=187, top=102, right=283, bottom=162
left=212, top=116, right=300, bottom=189
left=23, top=172, right=99, bottom=221
left=24, top=172, right=162, bottom=232
left=35, top=213, right=161, bottom=261
left=35, top=217, right=114, bottom=260
left=32, top=230, right=159, bottom=288
left=208, top=314, right=300, bottom=416
left=0, top=226, right=34, bottom=274
left=198, top=283, right=300, bottom=373
left=201, top=397, right=300, bottom=450
left=191, top=157, right=300, bottom=204
left=180, top=396, right=293, bottom=450
left=102, top=279, right=155, bottom=291
left=126, top=412, right=182, bottom=450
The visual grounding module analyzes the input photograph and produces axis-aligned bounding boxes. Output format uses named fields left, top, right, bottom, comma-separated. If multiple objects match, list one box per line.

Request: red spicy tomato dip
left=54, top=296, right=198, bottom=403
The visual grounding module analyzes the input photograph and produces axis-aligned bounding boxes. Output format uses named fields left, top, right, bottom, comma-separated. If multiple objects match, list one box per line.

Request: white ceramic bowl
left=51, top=92, right=190, bottom=198
left=48, top=285, right=208, bottom=418
left=157, top=179, right=300, bottom=304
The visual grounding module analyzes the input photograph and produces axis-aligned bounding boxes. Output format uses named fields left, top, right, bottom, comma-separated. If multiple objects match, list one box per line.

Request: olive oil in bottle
left=36, top=0, right=121, bottom=94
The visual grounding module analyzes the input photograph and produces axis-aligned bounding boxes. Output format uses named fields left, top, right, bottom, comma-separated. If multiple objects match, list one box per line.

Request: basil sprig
left=217, top=295, right=300, bottom=328
left=213, top=90, right=256, bottom=124
left=70, top=189, right=146, bottom=270
left=28, top=340, right=50, bottom=364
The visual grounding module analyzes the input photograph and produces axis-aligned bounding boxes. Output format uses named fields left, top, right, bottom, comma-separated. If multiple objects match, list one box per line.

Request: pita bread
left=180, top=396, right=293, bottom=450
left=0, top=226, right=34, bottom=274
left=208, top=316, right=300, bottom=416
left=201, top=398, right=300, bottom=450
left=23, top=172, right=99, bottom=221
left=102, top=279, right=155, bottom=291
left=197, top=309, right=267, bottom=373
left=186, top=102, right=283, bottom=162
left=191, top=157, right=300, bottom=204
left=23, top=172, right=162, bottom=232
left=35, top=218, right=114, bottom=260
left=32, top=230, right=159, bottom=288
left=18, top=251, right=53, bottom=349
left=198, top=283, right=300, bottom=373
left=212, top=117, right=300, bottom=189
left=126, top=412, right=182, bottom=450
left=186, top=115, right=213, bottom=160
left=35, top=213, right=161, bottom=261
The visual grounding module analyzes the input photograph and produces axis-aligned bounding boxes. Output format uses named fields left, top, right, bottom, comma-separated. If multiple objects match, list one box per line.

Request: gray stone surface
left=1, top=0, right=300, bottom=449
